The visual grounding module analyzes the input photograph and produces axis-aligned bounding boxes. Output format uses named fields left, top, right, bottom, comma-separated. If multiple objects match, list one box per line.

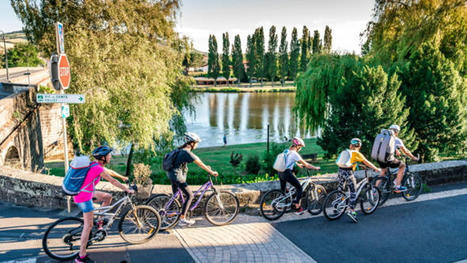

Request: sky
left=1, top=0, right=375, bottom=54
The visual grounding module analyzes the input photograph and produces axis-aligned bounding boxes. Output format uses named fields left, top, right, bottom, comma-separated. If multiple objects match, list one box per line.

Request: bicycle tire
left=307, top=184, right=327, bottom=216
left=323, top=190, right=348, bottom=220
left=118, top=205, right=161, bottom=244
left=42, top=217, right=84, bottom=260
left=146, top=193, right=181, bottom=230
left=204, top=190, right=240, bottom=226
left=373, top=176, right=391, bottom=206
left=360, top=183, right=381, bottom=215
left=402, top=172, right=423, bottom=201
left=259, top=189, right=291, bottom=221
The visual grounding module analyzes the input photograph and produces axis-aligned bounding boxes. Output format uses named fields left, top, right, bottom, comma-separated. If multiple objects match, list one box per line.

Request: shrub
left=230, top=152, right=243, bottom=167
left=245, top=155, right=261, bottom=175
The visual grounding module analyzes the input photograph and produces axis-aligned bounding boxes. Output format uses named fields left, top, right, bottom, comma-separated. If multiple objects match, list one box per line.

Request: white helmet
left=184, top=132, right=202, bottom=143
left=389, top=124, right=400, bottom=132
left=292, top=137, right=305, bottom=147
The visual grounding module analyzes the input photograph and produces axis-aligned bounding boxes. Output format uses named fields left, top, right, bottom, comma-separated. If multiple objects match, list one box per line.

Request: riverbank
left=44, top=138, right=335, bottom=185
left=191, top=85, right=296, bottom=93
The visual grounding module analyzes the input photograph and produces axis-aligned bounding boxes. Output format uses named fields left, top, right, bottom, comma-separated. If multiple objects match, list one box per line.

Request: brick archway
left=4, top=146, right=21, bottom=168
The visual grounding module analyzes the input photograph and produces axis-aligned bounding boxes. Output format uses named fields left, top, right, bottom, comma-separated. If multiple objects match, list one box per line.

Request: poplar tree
left=246, top=34, right=256, bottom=86
left=208, top=34, right=220, bottom=86
left=254, top=27, right=265, bottom=86
left=300, top=26, right=310, bottom=72
left=323, top=25, right=332, bottom=53
left=232, top=34, right=246, bottom=85
left=278, top=26, right=289, bottom=86
left=288, top=27, right=300, bottom=80
left=222, top=32, right=231, bottom=83
left=265, top=26, right=278, bottom=85
left=312, top=30, right=321, bottom=54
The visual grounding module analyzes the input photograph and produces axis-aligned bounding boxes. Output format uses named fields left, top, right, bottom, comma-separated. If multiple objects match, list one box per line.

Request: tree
left=323, top=25, right=332, bottom=53
left=232, top=34, right=246, bottom=85
left=300, top=26, right=310, bottom=72
left=2, top=42, right=43, bottom=67
left=11, top=0, right=190, bottom=152
left=288, top=27, right=300, bottom=80
left=265, top=26, right=278, bottom=85
left=395, top=43, right=465, bottom=161
left=278, top=26, right=288, bottom=86
left=222, top=32, right=231, bottom=83
left=245, top=34, right=256, bottom=86
left=312, top=30, right=321, bottom=54
left=254, top=27, right=265, bottom=86
left=208, top=34, right=220, bottom=86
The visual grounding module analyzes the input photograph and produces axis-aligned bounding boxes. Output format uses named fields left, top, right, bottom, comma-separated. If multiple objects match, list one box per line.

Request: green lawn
left=45, top=138, right=337, bottom=185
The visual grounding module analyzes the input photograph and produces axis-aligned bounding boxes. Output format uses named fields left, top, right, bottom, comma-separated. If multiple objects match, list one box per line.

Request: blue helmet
left=92, top=146, right=113, bottom=158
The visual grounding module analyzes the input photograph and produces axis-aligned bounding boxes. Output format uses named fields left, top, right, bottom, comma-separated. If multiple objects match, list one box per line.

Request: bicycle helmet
left=92, top=145, right=113, bottom=158
left=350, top=138, right=362, bottom=147
left=389, top=124, right=400, bottom=132
left=184, top=132, right=202, bottom=143
left=292, top=137, right=305, bottom=147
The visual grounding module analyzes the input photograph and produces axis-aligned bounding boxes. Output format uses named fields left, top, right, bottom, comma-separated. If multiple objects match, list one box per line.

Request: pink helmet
left=292, top=137, right=305, bottom=147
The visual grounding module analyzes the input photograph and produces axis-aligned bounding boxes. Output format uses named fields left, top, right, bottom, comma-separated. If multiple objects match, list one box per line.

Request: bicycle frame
left=165, top=178, right=216, bottom=213
left=271, top=177, right=316, bottom=210
left=93, top=195, right=136, bottom=230
left=340, top=171, right=372, bottom=201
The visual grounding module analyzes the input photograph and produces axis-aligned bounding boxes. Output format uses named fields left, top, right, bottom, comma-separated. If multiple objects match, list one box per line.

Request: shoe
left=394, top=185, right=407, bottom=193
left=294, top=206, right=305, bottom=215
left=179, top=218, right=195, bottom=226
left=75, top=254, right=95, bottom=263
left=96, top=218, right=109, bottom=230
left=346, top=211, right=358, bottom=223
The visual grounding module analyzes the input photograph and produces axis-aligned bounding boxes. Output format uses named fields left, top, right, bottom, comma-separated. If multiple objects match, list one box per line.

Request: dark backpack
left=163, top=149, right=180, bottom=171
left=62, top=156, right=100, bottom=196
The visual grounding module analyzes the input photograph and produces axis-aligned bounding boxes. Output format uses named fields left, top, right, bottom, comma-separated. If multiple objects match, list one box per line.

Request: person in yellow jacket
left=336, top=138, right=381, bottom=223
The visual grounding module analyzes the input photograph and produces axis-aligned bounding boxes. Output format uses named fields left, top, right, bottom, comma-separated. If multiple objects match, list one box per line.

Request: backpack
left=273, top=150, right=289, bottom=172
left=62, top=156, right=99, bottom=196
left=371, top=129, right=396, bottom=163
left=336, top=149, right=353, bottom=168
left=163, top=149, right=181, bottom=171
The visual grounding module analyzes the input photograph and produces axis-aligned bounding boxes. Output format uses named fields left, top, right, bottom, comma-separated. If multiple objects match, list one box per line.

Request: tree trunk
left=125, top=143, right=134, bottom=177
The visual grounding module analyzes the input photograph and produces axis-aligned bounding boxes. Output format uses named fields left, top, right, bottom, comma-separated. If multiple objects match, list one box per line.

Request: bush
left=245, top=155, right=261, bottom=175
left=230, top=152, right=243, bottom=167
left=133, top=163, right=152, bottom=185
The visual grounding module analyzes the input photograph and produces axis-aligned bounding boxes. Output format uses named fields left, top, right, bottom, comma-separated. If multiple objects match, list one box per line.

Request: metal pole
left=1, top=31, right=9, bottom=81
left=267, top=124, right=270, bottom=153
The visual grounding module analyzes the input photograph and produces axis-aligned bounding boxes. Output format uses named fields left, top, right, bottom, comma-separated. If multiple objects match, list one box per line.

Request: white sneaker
left=179, top=218, right=195, bottom=226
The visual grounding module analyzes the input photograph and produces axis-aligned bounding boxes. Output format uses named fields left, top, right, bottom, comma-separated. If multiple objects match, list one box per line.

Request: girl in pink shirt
left=74, top=146, right=134, bottom=263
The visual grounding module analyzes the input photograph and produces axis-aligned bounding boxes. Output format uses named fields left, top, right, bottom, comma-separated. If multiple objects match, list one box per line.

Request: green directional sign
left=36, top=93, right=85, bottom=104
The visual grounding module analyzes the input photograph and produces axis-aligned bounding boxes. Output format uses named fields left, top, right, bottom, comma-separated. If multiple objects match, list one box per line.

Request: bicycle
left=42, top=184, right=161, bottom=261
left=323, top=169, right=380, bottom=221
left=372, top=155, right=423, bottom=206
left=145, top=175, right=239, bottom=230
left=259, top=169, right=327, bottom=221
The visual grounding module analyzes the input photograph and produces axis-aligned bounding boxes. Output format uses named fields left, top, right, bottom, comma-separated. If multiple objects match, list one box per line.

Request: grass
left=44, top=138, right=337, bottom=185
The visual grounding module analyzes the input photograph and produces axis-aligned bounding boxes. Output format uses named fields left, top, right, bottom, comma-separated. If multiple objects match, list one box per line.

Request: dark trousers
left=337, top=168, right=357, bottom=209
left=170, top=180, right=194, bottom=217
left=279, top=169, right=302, bottom=205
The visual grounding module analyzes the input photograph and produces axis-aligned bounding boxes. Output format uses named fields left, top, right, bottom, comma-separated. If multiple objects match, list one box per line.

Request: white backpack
left=273, top=150, right=289, bottom=172
left=371, top=129, right=396, bottom=163
left=336, top=149, right=354, bottom=168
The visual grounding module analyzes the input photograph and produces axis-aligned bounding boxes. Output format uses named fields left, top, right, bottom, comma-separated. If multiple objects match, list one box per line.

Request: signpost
left=36, top=94, right=85, bottom=104
left=58, top=54, right=70, bottom=89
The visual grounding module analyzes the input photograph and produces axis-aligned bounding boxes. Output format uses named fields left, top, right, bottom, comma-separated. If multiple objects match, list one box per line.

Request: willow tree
left=11, top=0, right=192, bottom=152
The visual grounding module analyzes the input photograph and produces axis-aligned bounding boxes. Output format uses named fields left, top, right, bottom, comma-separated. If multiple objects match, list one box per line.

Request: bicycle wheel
left=204, top=191, right=240, bottom=226
left=118, top=205, right=161, bottom=244
left=360, top=183, right=381, bottom=215
left=323, top=190, right=348, bottom=220
left=402, top=172, right=423, bottom=201
left=259, top=190, right=291, bottom=221
left=373, top=176, right=391, bottom=206
left=146, top=194, right=181, bottom=230
left=42, top=217, right=84, bottom=260
left=306, top=184, right=327, bottom=216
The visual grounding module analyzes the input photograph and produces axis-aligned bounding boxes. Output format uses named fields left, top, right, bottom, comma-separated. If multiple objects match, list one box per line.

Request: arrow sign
left=36, top=93, right=85, bottom=104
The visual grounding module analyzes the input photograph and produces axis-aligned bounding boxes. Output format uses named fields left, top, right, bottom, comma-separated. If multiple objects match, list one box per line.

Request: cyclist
left=278, top=137, right=320, bottom=215
left=74, top=146, right=134, bottom=263
left=167, top=132, right=218, bottom=226
left=377, top=124, right=419, bottom=192
left=336, top=138, right=381, bottom=223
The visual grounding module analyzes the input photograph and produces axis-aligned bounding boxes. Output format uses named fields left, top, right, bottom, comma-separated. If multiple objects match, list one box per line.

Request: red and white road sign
left=58, top=54, right=71, bottom=89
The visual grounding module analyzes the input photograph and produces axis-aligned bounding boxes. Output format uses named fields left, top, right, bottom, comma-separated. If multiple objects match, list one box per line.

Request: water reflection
left=184, top=92, right=316, bottom=147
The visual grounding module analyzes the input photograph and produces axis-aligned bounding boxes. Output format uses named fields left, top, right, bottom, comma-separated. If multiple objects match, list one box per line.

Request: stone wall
left=0, top=160, right=465, bottom=212
left=39, top=103, right=65, bottom=159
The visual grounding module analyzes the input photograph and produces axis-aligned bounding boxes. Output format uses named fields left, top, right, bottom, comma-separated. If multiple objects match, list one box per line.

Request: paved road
left=1, top=182, right=466, bottom=263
